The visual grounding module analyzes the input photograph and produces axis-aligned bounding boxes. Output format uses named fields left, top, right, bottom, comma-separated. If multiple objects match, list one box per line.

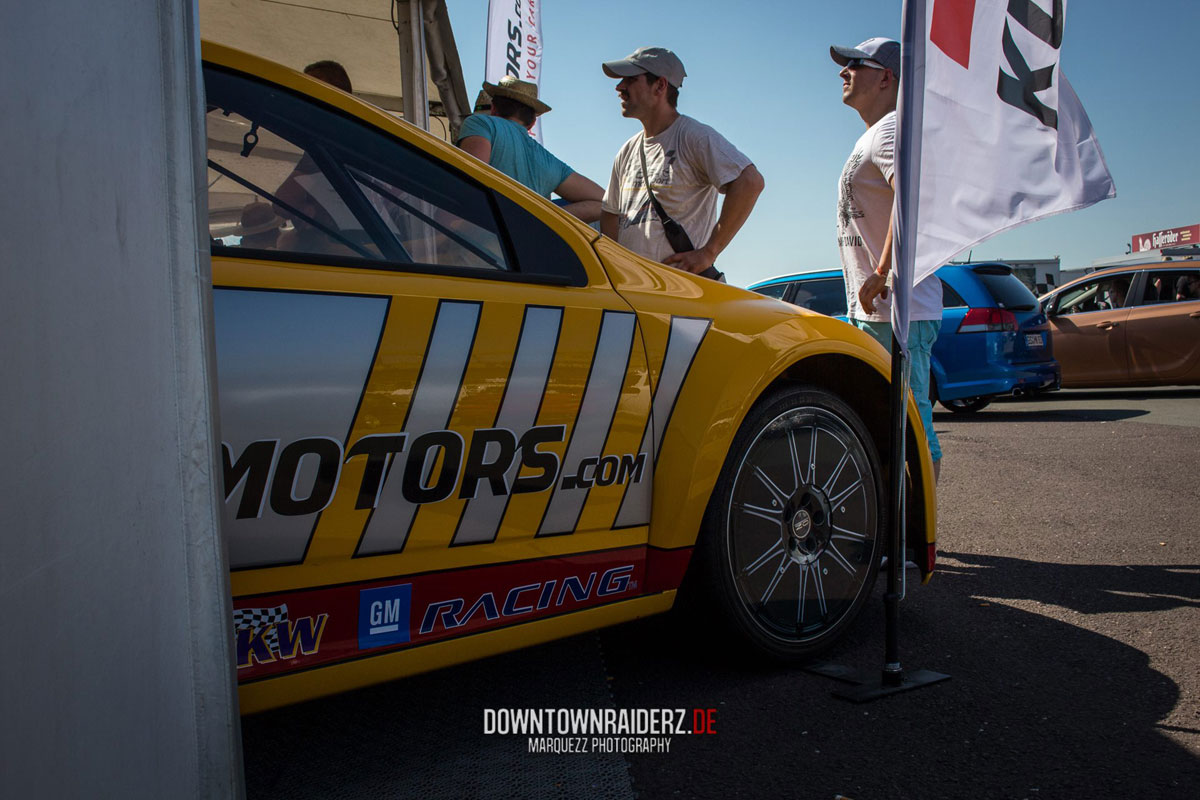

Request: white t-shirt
left=603, top=115, right=751, bottom=264
left=837, top=111, right=942, bottom=322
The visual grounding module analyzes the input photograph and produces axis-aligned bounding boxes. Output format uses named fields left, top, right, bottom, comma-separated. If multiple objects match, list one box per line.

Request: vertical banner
left=892, top=0, right=1115, bottom=347
left=485, top=0, right=545, bottom=142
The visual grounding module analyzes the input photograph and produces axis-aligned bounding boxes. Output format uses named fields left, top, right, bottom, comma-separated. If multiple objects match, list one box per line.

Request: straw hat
left=480, top=75, right=551, bottom=115
left=236, top=201, right=283, bottom=236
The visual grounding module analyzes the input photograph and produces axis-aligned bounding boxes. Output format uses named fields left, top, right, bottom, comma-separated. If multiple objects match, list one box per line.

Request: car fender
left=594, top=239, right=936, bottom=582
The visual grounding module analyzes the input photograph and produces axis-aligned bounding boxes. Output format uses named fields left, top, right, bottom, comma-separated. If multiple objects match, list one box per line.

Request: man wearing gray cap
left=600, top=46, right=763, bottom=279
left=832, top=37, right=943, bottom=479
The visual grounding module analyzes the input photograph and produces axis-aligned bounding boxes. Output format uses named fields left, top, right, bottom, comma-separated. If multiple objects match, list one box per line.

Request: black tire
left=693, top=385, right=883, bottom=661
left=941, top=396, right=991, bottom=413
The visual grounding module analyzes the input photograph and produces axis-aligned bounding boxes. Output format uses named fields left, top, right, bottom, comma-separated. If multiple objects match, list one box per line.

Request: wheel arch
left=772, top=354, right=935, bottom=583
left=648, top=339, right=936, bottom=588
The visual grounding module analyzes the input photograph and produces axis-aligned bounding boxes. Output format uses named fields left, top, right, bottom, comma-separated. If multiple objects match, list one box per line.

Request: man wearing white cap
left=832, top=37, right=943, bottom=478
left=600, top=46, right=764, bottom=279
left=458, top=76, right=603, bottom=222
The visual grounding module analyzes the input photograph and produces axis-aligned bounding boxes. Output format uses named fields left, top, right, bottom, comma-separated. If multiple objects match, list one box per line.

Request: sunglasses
left=845, top=58, right=885, bottom=70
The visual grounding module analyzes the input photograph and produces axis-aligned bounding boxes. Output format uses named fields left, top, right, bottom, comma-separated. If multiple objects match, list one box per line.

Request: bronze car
left=1040, top=261, right=1200, bottom=387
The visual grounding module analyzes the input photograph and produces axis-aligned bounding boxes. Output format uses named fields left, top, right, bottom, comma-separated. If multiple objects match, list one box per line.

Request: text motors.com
left=482, top=707, right=717, bottom=736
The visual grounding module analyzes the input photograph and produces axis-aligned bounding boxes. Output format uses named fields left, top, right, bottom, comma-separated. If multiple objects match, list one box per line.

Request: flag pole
left=881, top=332, right=908, bottom=687
left=818, top=0, right=950, bottom=702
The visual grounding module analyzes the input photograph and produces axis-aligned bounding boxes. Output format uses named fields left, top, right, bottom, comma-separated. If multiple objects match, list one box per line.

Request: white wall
left=0, top=1, right=242, bottom=796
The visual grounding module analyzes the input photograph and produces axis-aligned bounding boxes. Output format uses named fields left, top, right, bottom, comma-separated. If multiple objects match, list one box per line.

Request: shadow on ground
left=937, top=551, right=1200, bottom=615
left=242, top=631, right=635, bottom=800
left=598, top=551, right=1200, bottom=800
left=240, top=552, right=1200, bottom=800
left=997, top=388, right=1200, bottom=404
left=933, top=406, right=1148, bottom=424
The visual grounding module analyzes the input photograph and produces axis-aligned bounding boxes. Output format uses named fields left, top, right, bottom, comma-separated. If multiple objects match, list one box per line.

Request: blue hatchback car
left=749, top=263, right=1061, bottom=412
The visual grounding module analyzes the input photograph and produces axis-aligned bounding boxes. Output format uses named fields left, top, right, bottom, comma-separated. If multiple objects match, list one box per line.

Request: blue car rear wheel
left=941, top=396, right=991, bottom=413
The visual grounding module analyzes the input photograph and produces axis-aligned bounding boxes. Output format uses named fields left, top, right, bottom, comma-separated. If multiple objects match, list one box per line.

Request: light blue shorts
left=852, top=318, right=943, bottom=462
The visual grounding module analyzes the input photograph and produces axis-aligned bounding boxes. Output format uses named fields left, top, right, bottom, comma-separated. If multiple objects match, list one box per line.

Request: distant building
left=1064, top=223, right=1200, bottom=279
left=950, top=256, right=1061, bottom=293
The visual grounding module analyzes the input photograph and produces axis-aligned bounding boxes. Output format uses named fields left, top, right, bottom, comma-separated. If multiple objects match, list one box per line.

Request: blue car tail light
left=957, top=307, right=1017, bottom=333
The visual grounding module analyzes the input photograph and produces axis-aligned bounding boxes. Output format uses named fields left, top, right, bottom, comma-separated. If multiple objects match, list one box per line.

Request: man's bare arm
left=858, top=176, right=895, bottom=315
left=458, top=135, right=492, bottom=163
left=664, top=164, right=765, bottom=274
left=554, top=172, right=604, bottom=223
left=600, top=210, right=620, bottom=241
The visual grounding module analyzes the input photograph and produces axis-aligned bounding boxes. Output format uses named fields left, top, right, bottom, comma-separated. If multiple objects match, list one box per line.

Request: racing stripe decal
left=613, top=316, right=711, bottom=529
left=451, top=306, right=564, bottom=545
left=537, top=311, right=637, bottom=536
left=215, top=289, right=389, bottom=569
left=355, top=301, right=482, bottom=556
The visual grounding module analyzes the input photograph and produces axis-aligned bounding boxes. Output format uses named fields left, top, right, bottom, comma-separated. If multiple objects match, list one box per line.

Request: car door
left=1123, top=267, right=1200, bottom=383
left=205, top=65, right=652, bottom=679
left=1047, top=272, right=1134, bottom=386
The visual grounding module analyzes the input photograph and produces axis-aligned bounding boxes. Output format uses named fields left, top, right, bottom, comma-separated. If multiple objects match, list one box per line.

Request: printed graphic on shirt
left=623, top=148, right=678, bottom=231
left=837, top=149, right=866, bottom=243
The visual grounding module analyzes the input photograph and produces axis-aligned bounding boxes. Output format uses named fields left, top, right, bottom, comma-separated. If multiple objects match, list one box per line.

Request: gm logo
left=357, top=583, right=412, bottom=649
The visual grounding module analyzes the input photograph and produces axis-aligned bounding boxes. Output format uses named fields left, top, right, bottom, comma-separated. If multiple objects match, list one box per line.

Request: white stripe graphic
left=537, top=311, right=637, bottom=536
left=356, top=301, right=481, bottom=556
left=452, top=306, right=563, bottom=545
left=215, top=289, right=388, bottom=569
left=614, top=317, right=711, bottom=528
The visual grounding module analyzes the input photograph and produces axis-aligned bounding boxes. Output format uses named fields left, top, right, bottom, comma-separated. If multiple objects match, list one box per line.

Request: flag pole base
left=805, top=660, right=950, bottom=703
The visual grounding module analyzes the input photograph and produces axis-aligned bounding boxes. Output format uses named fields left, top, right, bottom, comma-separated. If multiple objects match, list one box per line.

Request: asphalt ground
left=241, top=388, right=1200, bottom=800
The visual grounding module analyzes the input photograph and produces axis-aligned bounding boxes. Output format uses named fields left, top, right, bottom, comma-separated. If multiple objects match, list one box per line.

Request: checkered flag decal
left=233, top=604, right=289, bottom=656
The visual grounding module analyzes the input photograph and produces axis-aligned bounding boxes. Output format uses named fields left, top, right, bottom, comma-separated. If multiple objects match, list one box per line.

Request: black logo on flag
left=997, top=0, right=1064, bottom=129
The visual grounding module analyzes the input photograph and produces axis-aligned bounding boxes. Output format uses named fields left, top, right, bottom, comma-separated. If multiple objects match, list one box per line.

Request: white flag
left=485, top=0, right=545, bottom=142
left=893, top=0, right=1115, bottom=346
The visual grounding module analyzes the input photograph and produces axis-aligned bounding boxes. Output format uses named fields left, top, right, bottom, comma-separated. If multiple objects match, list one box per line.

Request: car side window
left=205, top=67, right=533, bottom=276
left=207, top=103, right=379, bottom=261
left=1139, top=270, right=1200, bottom=305
left=1056, top=275, right=1133, bottom=316
left=941, top=279, right=967, bottom=307
left=347, top=165, right=505, bottom=271
left=754, top=283, right=790, bottom=300
left=793, top=278, right=848, bottom=317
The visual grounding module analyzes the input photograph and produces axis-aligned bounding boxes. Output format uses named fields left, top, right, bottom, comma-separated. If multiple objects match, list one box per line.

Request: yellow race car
left=203, top=43, right=936, bottom=714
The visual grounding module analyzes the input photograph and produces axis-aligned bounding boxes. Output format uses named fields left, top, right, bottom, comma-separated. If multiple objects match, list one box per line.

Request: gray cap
left=602, top=46, right=687, bottom=88
left=830, top=37, right=901, bottom=78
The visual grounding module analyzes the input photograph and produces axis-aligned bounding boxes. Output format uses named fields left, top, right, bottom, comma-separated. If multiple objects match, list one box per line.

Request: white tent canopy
left=199, top=0, right=469, bottom=140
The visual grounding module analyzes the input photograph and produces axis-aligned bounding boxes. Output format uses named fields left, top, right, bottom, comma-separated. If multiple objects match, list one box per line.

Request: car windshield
left=976, top=271, right=1038, bottom=311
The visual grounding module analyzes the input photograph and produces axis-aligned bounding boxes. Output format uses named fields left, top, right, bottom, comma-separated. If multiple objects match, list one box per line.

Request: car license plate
left=1025, top=333, right=1043, bottom=348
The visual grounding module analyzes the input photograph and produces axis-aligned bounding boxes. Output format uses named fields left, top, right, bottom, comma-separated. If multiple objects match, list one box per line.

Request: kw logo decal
left=234, top=605, right=328, bottom=669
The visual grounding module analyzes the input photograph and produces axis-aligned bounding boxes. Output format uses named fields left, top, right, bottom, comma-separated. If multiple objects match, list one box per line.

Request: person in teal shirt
left=457, top=76, right=603, bottom=222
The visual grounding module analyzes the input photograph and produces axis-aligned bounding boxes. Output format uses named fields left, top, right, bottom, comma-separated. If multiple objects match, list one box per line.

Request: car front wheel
left=694, top=385, right=883, bottom=660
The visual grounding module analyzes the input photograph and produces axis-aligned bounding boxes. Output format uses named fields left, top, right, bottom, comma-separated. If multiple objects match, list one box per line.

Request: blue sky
left=447, top=0, right=1199, bottom=286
